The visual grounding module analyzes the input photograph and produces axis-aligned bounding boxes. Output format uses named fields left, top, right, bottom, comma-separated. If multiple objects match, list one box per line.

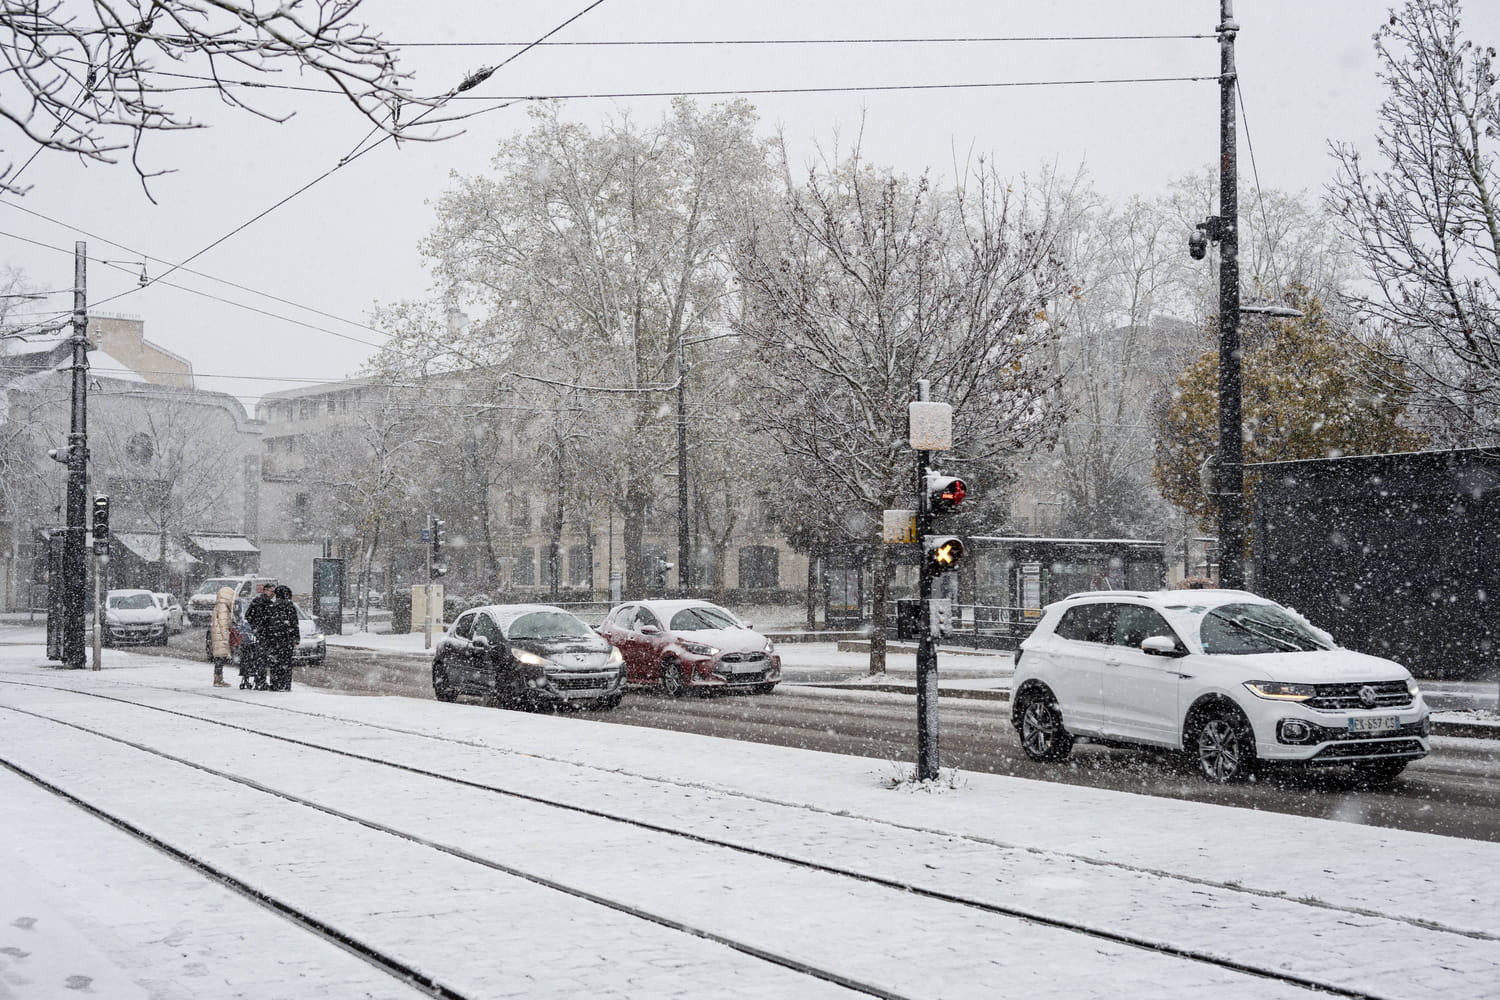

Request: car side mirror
left=1140, top=635, right=1186, bottom=657
left=742, top=621, right=755, bottom=630
left=640, top=624, right=660, bottom=635
left=471, top=635, right=491, bottom=652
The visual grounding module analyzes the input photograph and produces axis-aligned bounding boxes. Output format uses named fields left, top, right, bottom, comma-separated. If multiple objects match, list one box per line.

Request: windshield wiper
left=1217, top=615, right=1308, bottom=652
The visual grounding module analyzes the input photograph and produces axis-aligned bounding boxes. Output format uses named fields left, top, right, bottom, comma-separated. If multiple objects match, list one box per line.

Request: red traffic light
left=925, top=474, right=967, bottom=515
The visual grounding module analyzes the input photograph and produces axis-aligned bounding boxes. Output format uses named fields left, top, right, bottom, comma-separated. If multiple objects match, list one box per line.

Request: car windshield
left=506, top=611, right=592, bottom=640
left=195, top=579, right=235, bottom=595
left=1192, top=602, right=1332, bottom=654
left=108, top=593, right=155, bottom=610
left=669, top=606, right=742, bottom=631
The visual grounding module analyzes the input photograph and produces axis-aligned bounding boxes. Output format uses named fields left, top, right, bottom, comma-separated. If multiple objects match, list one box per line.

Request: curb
left=796, top=683, right=1499, bottom=740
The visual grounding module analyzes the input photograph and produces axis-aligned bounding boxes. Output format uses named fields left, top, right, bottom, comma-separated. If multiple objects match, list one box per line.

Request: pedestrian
left=208, top=586, right=235, bottom=688
left=243, top=582, right=276, bottom=690
left=263, top=585, right=301, bottom=691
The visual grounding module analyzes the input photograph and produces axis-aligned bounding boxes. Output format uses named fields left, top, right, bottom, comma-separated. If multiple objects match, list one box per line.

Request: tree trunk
left=869, top=544, right=888, bottom=675
left=805, top=549, right=818, bottom=631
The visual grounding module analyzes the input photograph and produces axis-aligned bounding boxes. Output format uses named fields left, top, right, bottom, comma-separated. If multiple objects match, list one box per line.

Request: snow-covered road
left=3, top=648, right=1499, bottom=999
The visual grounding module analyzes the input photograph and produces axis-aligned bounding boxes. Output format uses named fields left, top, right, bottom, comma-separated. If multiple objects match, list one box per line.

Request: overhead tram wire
left=0, top=0, right=611, bottom=378
left=72, top=0, right=612, bottom=321
left=0, top=200, right=395, bottom=342
left=0, top=231, right=387, bottom=351
left=384, top=33, right=1215, bottom=47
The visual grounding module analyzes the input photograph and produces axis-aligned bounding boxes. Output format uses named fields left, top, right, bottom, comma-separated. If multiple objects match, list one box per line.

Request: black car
left=432, top=604, right=625, bottom=710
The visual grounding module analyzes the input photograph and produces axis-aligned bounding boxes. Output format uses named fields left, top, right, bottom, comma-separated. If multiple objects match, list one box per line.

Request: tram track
left=2, top=674, right=1493, bottom=999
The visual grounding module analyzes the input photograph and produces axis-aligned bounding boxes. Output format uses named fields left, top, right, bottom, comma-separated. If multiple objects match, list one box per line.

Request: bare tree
left=92, top=392, right=242, bottom=590
left=0, top=0, right=459, bottom=197
left=414, top=99, right=771, bottom=597
left=735, top=147, right=1070, bottom=673
left=1327, top=0, right=1500, bottom=444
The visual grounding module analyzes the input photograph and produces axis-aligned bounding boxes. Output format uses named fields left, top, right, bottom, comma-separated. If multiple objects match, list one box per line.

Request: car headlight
left=1243, top=680, right=1317, bottom=702
left=1406, top=678, right=1421, bottom=699
left=513, top=649, right=547, bottom=666
left=681, top=641, right=720, bottom=657
left=763, top=639, right=775, bottom=654
left=608, top=646, right=623, bottom=664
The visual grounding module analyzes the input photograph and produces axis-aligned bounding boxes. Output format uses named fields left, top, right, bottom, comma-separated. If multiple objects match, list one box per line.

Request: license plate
left=1348, top=715, right=1399, bottom=733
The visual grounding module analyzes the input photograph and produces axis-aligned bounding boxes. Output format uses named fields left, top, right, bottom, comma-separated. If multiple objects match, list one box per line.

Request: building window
left=738, top=545, right=779, bottom=590
left=326, top=398, right=336, bottom=415
left=567, top=544, right=591, bottom=587
left=512, top=547, right=534, bottom=586
left=508, top=494, right=530, bottom=528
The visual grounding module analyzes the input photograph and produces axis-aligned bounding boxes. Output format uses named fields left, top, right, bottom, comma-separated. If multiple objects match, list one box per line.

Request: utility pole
left=1215, top=1, right=1244, bottom=589
left=57, top=242, right=89, bottom=668
left=675, top=331, right=690, bottom=596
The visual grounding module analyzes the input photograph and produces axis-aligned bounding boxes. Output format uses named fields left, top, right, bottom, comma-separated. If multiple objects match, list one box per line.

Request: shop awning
left=113, top=533, right=201, bottom=565
left=188, top=534, right=260, bottom=554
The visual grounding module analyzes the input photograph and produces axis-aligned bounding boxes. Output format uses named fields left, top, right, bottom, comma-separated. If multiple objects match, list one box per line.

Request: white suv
left=1010, top=589, right=1430, bottom=784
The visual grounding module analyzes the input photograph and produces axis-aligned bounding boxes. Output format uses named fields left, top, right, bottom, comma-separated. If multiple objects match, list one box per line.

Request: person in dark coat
left=262, top=585, right=301, bottom=691
left=242, top=583, right=276, bottom=690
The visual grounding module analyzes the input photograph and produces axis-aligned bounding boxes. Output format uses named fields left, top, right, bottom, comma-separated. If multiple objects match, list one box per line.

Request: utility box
left=895, top=599, right=922, bottom=642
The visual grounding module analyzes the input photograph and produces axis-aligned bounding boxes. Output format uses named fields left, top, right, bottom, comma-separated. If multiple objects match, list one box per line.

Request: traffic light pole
left=914, top=389, right=940, bottom=781
left=60, top=242, right=89, bottom=669
left=423, top=514, right=433, bottom=650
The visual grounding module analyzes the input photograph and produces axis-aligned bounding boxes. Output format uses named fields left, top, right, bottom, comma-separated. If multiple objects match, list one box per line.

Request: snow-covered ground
left=2, top=643, right=1499, bottom=999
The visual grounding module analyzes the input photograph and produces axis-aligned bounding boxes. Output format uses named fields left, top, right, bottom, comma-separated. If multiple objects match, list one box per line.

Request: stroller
left=235, top=610, right=269, bottom=690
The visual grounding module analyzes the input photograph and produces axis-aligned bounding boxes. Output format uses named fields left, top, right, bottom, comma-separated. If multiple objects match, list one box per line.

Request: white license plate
left=1348, top=715, right=1399, bottom=734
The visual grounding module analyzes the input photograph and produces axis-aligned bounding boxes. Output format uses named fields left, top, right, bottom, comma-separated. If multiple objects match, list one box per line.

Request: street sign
left=908, top=401, right=953, bottom=450
left=882, top=509, right=917, bottom=543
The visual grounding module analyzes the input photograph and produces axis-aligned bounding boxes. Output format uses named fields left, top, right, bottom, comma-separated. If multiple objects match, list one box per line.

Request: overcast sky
left=4, top=0, right=1498, bottom=413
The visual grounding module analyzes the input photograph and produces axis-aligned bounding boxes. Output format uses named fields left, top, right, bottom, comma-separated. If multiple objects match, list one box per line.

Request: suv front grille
left=1307, top=681, right=1412, bottom=711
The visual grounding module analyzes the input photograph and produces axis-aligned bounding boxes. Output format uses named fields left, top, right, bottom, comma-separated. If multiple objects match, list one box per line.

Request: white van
left=186, top=576, right=278, bottom=625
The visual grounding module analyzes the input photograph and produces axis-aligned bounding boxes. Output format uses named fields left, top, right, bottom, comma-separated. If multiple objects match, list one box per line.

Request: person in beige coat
left=209, top=585, right=235, bottom=688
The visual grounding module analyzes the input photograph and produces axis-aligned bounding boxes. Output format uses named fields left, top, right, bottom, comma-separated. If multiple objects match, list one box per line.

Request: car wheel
left=1189, top=703, right=1257, bottom=784
left=432, top=659, right=456, bottom=703
left=1015, top=689, right=1074, bottom=762
left=1352, top=758, right=1408, bottom=785
left=659, top=657, right=686, bottom=697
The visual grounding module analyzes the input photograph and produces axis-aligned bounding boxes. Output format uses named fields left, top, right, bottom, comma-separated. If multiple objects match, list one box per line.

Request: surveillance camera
left=1188, top=230, right=1208, bottom=260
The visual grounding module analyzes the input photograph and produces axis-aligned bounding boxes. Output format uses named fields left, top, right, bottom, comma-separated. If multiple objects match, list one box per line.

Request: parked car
left=432, top=604, right=625, bottom=710
left=293, top=604, right=326, bottom=666
left=152, top=592, right=186, bottom=634
left=185, top=576, right=277, bottom=626
left=597, top=599, right=781, bottom=695
left=1010, top=588, right=1431, bottom=784
left=102, top=589, right=172, bottom=647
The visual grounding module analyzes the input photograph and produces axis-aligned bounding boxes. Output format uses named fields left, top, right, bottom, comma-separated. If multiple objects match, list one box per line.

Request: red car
left=597, top=600, right=781, bottom=696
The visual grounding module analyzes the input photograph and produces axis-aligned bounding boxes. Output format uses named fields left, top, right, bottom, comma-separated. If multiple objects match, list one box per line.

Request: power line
left=0, top=199, right=393, bottom=340
left=80, top=0, right=609, bottom=317
left=385, top=33, right=1211, bottom=47
left=132, top=73, right=1216, bottom=103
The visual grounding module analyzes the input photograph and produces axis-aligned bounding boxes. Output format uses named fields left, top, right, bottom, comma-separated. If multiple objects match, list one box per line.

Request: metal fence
left=890, top=603, right=1038, bottom=650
